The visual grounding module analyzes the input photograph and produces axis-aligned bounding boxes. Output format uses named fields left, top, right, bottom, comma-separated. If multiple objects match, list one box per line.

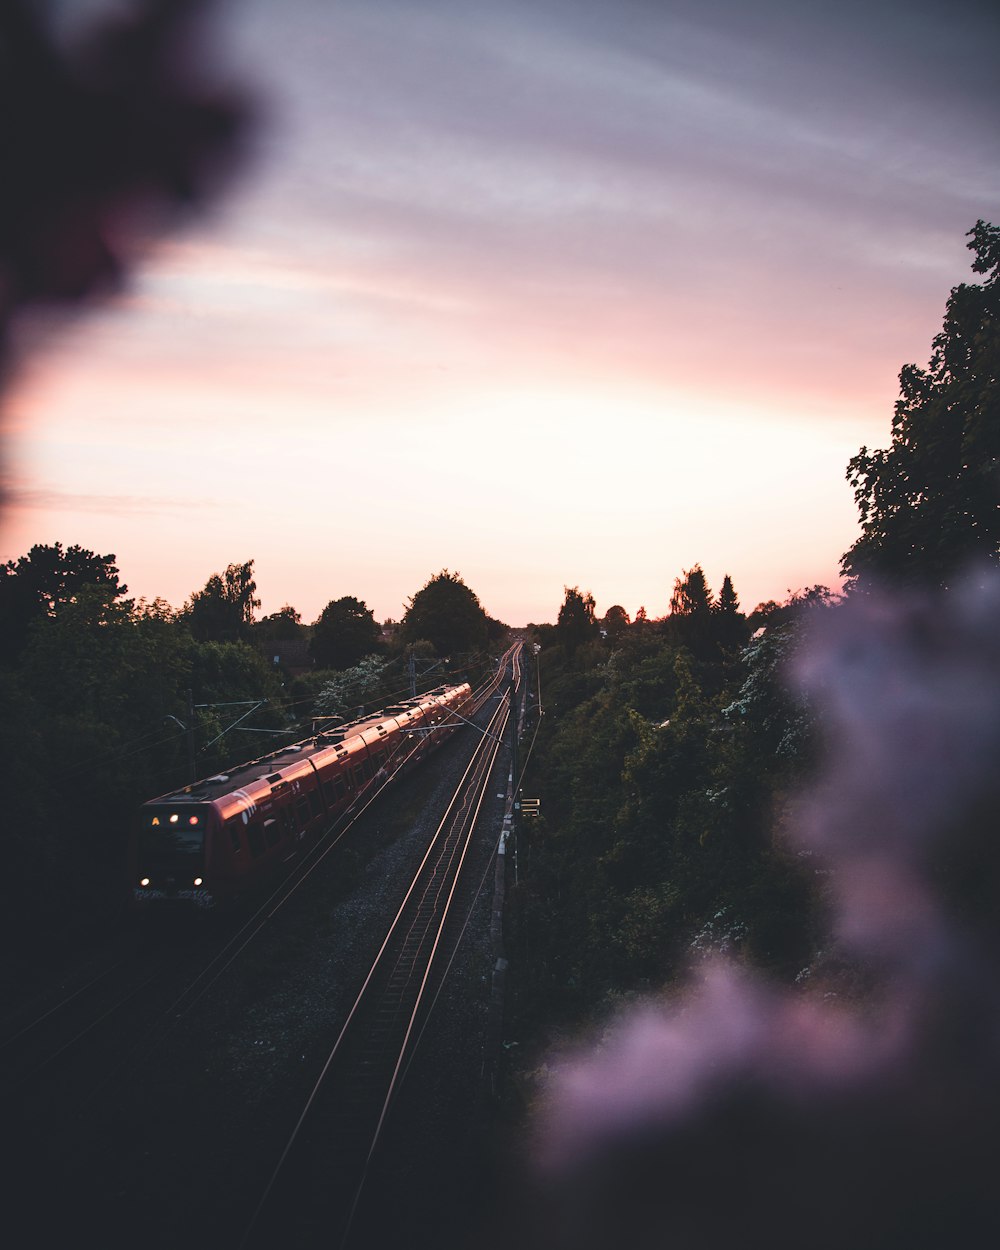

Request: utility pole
left=408, top=653, right=416, bottom=697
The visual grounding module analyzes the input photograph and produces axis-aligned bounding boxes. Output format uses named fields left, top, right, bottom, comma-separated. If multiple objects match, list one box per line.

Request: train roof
left=143, top=682, right=470, bottom=807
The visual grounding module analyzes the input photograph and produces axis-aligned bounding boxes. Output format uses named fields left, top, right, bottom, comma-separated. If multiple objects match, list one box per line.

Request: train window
left=353, top=766, right=364, bottom=788
left=281, top=808, right=296, bottom=838
left=142, top=809, right=205, bottom=854
left=247, top=825, right=265, bottom=858
left=264, top=818, right=281, bottom=848
left=307, top=790, right=323, bottom=818
left=296, top=796, right=311, bottom=827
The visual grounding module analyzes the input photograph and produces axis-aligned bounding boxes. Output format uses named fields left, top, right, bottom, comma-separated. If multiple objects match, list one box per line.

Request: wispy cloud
left=3, top=484, right=222, bottom=518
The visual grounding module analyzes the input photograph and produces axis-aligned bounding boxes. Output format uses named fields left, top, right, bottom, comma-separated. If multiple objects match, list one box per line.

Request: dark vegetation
left=508, top=575, right=830, bottom=1054
left=0, top=554, right=505, bottom=948
left=504, top=220, right=1000, bottom=1072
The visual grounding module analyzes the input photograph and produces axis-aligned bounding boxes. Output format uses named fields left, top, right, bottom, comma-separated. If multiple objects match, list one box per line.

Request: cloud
left=3, top=483, right=222, bottom=518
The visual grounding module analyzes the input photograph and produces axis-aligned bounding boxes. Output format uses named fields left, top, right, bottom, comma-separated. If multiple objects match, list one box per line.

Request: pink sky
left=2, top=0, right=998, bottom=625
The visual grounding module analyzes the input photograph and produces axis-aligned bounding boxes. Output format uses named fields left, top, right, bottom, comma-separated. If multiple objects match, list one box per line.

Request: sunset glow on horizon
left=2, top=0, right=998, bottom=626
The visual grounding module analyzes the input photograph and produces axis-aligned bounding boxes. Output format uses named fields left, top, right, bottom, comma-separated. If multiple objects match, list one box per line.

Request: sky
left=2, top=0, right=998, bottom=626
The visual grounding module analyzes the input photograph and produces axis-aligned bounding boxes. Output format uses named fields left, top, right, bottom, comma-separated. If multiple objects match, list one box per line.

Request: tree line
left=0, top=557, right=505, bottom=943
left=503, top=220, right=999, bottom=1082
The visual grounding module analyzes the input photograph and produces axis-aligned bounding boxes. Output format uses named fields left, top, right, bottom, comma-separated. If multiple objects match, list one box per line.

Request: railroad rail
left=243, top=645, right=523, bottom=1248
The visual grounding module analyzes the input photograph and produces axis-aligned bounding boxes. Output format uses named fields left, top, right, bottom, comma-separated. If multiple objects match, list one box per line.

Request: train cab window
left=228, top=824, right=243, bottom=853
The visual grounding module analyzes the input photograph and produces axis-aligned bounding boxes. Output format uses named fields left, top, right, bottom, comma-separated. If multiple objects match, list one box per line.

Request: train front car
left=129, top=683, right=475, bottom=913
left=132, top=798, right=217, bottom=908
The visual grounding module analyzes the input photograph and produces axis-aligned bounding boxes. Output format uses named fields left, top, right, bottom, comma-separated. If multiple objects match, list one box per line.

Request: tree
left=842, top=220, right=1000, bottom=590
left=557, top=586, right=598, bottom=656
left=602, top=604, right=630, bottom=642
left=669, top=564, right=714, bottom=618
left=0, top=541, right=128, bottom=659
left=486, top=613, right=511, bottom=643
left=183, top=560, right=260, bottom=643
left=713, top=573, right=748, bottom=652
left=313, top=655, right=392, bottom=719
left=310, top=596, right=382, bottom=670
left=400, top=570, right=489, bottom=656
left=255, top=605, right=303, bottom=642
left=666, top=565, right=716, bottom=658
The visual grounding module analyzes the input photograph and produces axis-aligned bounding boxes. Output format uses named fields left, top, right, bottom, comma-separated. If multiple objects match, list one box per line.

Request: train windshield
left=139, top=807, right=207, bottom=865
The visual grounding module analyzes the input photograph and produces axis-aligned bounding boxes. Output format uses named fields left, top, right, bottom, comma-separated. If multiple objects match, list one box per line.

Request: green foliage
left=669, top=563, right=713, bottom=617
left=556, top=586, right=598, bottom=657
left=713, top=573, right=748, bottom=652
left=401, top=569, right=489, bottom=656
left=665, top=565, right=748, bottom=659
left=602, top=604, right=630, bottom=642
left=310, top=595, right=382, bottom=669
left=0, top=544, right=299, bottom=941
left=188, top=638, right=289, bottom=776
left=313, top=655, right=394, bottom=720
left=254, top=605, right=303, bottom=641
left=0, top=541, right=128, bottom=660
left=723, top=590, right=830, bottom=775
left=509, top=578, right=823, bottom=1044
left=182, top=559, right=260, bottom=643
left=842, top=220, right=1000, bottom=589
left=5, top=590, right=194, bottom=934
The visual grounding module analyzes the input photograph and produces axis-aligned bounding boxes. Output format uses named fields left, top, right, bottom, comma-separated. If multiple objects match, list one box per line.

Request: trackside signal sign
left=520, top=798, right=541, bottom=817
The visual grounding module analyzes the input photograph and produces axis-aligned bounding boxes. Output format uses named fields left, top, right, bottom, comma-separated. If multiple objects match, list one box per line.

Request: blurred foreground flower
left=0, top=0, right=247, bottom=332
left=529, top=573, right=1000, bottom=1250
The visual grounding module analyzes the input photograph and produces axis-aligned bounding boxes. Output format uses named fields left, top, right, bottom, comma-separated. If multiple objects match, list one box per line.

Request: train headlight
left=140, top=877, right=151, bottom=888
left=193, top=877, right=203, bottom=887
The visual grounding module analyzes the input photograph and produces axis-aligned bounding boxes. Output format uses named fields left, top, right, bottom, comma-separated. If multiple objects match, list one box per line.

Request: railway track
left=243, top=647, right=522, bottom=1247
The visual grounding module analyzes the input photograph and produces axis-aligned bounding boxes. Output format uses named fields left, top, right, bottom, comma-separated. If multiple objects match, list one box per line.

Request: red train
left=130, top=683, right=472, bottom=910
